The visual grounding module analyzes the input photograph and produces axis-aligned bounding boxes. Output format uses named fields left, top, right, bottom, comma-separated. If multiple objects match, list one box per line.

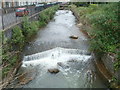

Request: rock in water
left=77, top=23, right=83, bottom=27
left=48, top=68, right=59, bottom=74
left=57, top=62, right=63, bottom=66
left=19, top=77, right=33, bottom=85
left=69, top=35, right=78, bottom=39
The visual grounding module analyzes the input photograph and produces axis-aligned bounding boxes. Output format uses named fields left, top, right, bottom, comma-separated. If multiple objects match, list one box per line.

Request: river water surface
left=12, top=10, right=107, bottom=88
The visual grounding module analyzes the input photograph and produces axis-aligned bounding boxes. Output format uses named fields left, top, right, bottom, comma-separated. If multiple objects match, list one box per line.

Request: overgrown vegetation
left=12, top=26, right=25, bottom=50
left=39, top=5, right=58, bottom=26
left=2, top=31, right=20, bottom=78
left=22, top=17, right=38, bottom=39
left=71, top=2, right=120, bottom=70
left=2, top=5, right=59, bottom=80
left=22, top=5, right=59, bottom=40
left=2, top=26, right=24, bottom=78
left=70, top=2, right=120, bottom=85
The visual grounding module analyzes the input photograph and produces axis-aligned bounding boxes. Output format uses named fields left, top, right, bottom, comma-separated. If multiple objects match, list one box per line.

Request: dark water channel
left=11, top=10, right=107, bottom=88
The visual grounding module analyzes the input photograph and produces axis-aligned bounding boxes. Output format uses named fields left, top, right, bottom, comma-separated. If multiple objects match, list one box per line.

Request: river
left=9, top=10, right=107, bottom=88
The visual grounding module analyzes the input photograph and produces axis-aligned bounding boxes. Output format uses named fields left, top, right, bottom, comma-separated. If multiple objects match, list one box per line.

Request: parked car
left=35, top=4, right=44, bottom=11
left=16, top=8, right=29, bottom=17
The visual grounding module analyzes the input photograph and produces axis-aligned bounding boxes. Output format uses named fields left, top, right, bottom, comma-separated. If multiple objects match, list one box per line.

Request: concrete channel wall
left=101, top=54, right=120, bottom=84
left=101, top=54, right=115, bottom=75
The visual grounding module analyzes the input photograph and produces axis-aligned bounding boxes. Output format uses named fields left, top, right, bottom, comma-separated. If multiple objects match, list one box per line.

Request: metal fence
left=0, top=3, right=57, bottom=30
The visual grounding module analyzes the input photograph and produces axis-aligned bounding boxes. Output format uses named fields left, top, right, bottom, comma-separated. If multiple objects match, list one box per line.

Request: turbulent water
left=10, top=10, right=107, bottom=88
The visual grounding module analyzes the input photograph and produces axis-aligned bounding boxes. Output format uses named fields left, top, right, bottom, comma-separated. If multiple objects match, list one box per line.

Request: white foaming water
left=22, top=47, right=91, bottom=70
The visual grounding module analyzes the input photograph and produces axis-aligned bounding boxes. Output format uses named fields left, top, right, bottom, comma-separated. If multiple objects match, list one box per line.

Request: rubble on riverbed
left=48, top=68, right=60, bottom=74
left=69, top=35, right=78, bottom=39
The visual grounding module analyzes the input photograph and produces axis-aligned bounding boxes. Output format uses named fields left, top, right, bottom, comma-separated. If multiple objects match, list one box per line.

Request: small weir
left=22, top=47, right=91, bottom=70
left=21, top=47, right=93, bottom=88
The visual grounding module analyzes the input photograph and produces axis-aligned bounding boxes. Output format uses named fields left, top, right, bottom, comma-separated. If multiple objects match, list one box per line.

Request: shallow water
left=24, top=10, right=88, bottom=55
left=12, top=10, right=107, bottom=88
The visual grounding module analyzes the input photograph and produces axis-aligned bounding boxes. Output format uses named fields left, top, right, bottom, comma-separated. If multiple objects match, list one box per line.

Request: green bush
left=72, top=3, right=120, bottom=53
left=22, top=17, right=38, bottom=39
left=0, top=30, right=2, bottom=44
left=9, top=54, right=18, bottom=65
left=88, top=3, right=120, bottom=53
left=39, top=12, right=49, bottom=24
left=12, top=26, right=25, bottom=49
left=39, top=21, right=46, bottom=27
left=38, top=5, right=59, bottom=27
left=22, top=17, right=31, bottom=38
left=29, top=21, right=38, bottom=34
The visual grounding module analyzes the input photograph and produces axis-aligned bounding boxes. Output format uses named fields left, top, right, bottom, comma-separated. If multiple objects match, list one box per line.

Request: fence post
left=15, top=7, right=17, bottom=23
left=1, top=8, right=4, bottom=30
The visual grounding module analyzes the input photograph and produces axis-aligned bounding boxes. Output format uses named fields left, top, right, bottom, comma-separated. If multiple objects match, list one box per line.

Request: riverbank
left=69, top=3, right=120, bottom=88
left=1, top=5, right=59, bottom=88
